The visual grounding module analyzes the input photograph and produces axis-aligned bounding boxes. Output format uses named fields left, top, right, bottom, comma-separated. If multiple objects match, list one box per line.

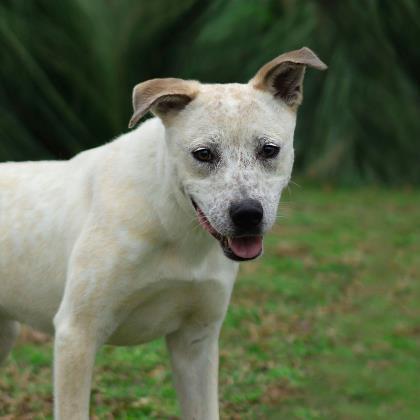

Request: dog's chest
left=107, top=251, right=238, bottom=346
left=108, top=278, right=227, bottom=345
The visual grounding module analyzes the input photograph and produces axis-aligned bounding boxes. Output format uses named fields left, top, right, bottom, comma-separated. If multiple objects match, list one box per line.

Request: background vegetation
left=1, top=0, right=419, bottom=183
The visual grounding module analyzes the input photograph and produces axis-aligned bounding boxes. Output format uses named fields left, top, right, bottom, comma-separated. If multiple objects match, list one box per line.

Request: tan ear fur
left=250, top=47, right=327, bottom=107
left=128, top=78, right=199, bottom=128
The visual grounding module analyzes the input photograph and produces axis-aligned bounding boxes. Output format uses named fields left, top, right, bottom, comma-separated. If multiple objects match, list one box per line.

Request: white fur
left=0, top=82, right=296, bottom=419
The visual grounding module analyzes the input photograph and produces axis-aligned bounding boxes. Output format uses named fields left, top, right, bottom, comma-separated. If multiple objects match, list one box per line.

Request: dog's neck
left=132, top=118, right=214, bottom=254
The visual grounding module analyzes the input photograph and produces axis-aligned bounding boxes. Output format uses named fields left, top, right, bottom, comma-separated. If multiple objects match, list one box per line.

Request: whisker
left=288, top=180, right=301, bottom=188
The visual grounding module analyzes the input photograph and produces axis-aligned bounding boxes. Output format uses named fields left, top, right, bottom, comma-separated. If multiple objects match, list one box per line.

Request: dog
left=0, top=47, right=326, bottom=419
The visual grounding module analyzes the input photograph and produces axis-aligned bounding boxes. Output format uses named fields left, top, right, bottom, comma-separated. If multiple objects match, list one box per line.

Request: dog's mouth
left=192, top=200, right=263, bottom=262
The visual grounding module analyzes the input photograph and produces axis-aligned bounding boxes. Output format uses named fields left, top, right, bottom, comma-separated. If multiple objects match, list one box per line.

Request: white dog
left=0, top=47, right=326, bottom=419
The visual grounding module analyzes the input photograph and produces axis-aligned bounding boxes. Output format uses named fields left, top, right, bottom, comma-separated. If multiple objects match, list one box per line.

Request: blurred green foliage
left=1, top=0, right=419, bottom=183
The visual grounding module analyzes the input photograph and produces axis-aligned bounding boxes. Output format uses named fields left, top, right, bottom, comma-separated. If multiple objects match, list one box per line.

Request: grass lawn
left=1, top=187, right=419, bottom=419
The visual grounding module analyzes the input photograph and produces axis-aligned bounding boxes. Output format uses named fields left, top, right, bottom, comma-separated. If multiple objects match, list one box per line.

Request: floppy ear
left=128, top=78, right=199, bottom=128
left=250, top=47, right=327, bottom=108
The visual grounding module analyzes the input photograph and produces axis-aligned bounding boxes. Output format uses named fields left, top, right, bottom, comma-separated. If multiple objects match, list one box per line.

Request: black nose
left=229, top=199, right=263, bottom=231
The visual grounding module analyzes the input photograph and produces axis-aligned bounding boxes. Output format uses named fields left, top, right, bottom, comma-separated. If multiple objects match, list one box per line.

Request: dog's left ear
left=129, top=78, right=199, bottom=128
left=250, top=47, right=327, bottom=108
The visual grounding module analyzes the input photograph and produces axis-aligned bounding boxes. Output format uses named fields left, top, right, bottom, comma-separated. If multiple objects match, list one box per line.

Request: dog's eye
left=260, top=143, right=280, bottom=159
left=192, top=148, right=214, bottom=163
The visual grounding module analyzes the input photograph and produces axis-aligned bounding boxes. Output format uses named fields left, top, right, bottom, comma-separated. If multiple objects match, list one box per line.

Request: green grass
left=1, top=187, right=419, bottom=419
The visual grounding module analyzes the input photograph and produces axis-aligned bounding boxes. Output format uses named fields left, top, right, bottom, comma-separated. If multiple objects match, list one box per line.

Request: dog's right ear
left=128, top=78, right=199, bottom=128
left=250, top=47, right=327, bottom=108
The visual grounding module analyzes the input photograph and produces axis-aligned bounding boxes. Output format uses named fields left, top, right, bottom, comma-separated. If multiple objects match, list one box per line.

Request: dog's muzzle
left=191, top=199, right=263, bottom=261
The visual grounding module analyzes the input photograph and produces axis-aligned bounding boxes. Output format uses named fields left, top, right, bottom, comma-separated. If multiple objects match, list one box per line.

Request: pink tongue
left=228, top=236, right=263, bottom=259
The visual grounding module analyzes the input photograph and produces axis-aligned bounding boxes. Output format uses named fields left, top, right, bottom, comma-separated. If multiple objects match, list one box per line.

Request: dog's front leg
left=166, top=322, right=222, bottom=420
left=52, top=226, right=128, bottom=420
left=53, top=319, right=99, bottom=420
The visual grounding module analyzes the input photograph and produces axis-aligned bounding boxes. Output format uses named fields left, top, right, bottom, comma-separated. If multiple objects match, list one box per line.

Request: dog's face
left=129, top=48, right=326, bottom=261
left=166, top=85, right=295, bottom=261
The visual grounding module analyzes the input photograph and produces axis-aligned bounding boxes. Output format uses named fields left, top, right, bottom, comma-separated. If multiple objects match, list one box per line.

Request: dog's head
left=129, top=47, right=326, bottom=261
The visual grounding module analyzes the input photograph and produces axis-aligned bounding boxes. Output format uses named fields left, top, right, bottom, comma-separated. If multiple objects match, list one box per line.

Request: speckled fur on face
left=165, top=83, right=296, bottom=236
